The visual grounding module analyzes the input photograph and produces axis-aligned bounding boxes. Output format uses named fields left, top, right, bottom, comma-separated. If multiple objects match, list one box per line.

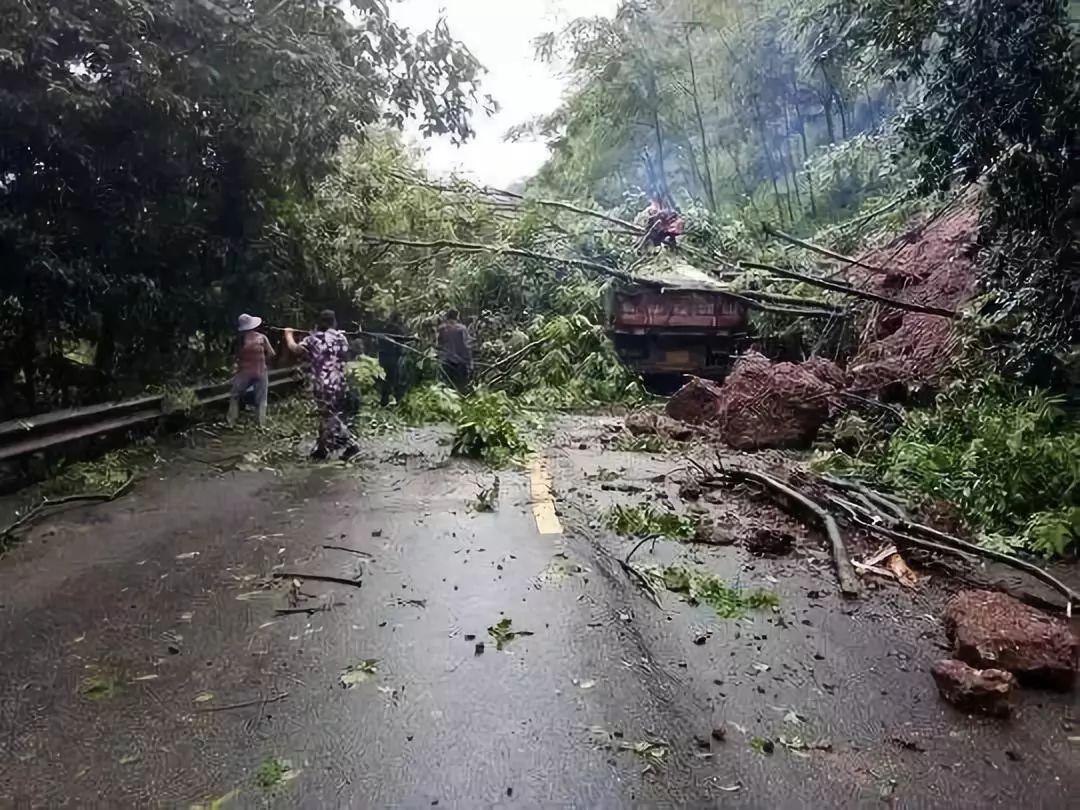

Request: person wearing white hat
left=228, top=313, right=276, bottom=426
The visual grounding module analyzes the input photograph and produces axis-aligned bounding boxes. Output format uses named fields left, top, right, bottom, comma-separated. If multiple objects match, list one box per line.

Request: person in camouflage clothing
left=285, top=310, right=360, bottom=461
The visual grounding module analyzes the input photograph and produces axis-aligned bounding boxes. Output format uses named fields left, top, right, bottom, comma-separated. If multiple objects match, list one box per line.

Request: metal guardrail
left=0, top=367, right=302, bottom=463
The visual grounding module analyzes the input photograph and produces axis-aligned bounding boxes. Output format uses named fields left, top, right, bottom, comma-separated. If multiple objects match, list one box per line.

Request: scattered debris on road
left=605, top=503, right=696, bottom=540
left=272, top=571, right=362, bottom=589
left=195, top=692, right=290, bottom=713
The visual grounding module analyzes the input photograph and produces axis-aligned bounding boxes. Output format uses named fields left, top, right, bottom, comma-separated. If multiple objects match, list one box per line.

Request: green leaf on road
left=487, top=618, right=534, bottom=650
left=340, top=659, right=380, bottom=688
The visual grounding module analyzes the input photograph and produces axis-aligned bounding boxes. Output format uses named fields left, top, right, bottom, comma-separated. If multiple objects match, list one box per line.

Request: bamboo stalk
left=762, top=223, right=892, bottom=275
left=739, top=260, right=959, bottom=318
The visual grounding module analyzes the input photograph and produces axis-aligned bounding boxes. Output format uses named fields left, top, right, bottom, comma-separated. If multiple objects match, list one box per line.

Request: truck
left=605, top=256, right=750, bottom=390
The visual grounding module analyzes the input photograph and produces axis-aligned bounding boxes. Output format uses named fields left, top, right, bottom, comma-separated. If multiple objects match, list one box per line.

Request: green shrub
left=451, top=390, right=530, bottom=466
left=398, top=383, right=462, bottom=424
left=345, top=355, right=385, bottom=399
left=878, top=378, right=1080, bottom=557
left=506, top=313, right=645, bottom=408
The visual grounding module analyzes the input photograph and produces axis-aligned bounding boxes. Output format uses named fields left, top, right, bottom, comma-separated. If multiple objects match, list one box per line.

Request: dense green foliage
left=817, top=376, right=1080, bottom=557
left=0, top=0, right=486, bottom=415
left=877, top=379, right=1080, bottom=557
left=269, top=131, right=647, bottom=409
left=450, top=390, right=530, bottom=466
left=526, top=0, right=906, bottom=235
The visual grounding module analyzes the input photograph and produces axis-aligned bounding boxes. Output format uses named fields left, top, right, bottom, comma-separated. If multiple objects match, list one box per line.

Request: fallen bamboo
left=737, top=290, right=844, bottom=310
left=724, top=468, right=861, bottom=597
left=820, top=475, right=909, bottom=521
left=359, top=234, right=643, bottom=285
left=194, top=691, right=290, bottom=713
left=620, top=535, right=663, bottom=607
left=388, top=171, right=649, bottom=236
left=361, top=234, right=848, bottom=321
left=716, top=289, right=845, bottom=320
left=0, top=475, right=136, bottom=540
left=829, top=494, right=1080, bottom=607
left=275, top=604, right=331, bottom=615
left=762, top=223, right=891, bottom=275
left=828, top=497, right=977, bottom=562
left=321, top=545, right=373, bottom=558
left=898, top=519, right=1080, bottom=607
left=272, top=572, right=362, bottom=588
left=479, top=336, right=550, bottom=385
left=739, top=260, right=959, bottom=319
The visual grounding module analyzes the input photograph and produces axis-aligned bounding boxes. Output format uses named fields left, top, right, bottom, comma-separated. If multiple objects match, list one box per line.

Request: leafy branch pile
left=605, top=504, right=696, bottom=540
left=492, top=314, right=645, bottom=410
left=652, top=566, right=779, bottom=619
left=450, top=391, right=531, bottom=467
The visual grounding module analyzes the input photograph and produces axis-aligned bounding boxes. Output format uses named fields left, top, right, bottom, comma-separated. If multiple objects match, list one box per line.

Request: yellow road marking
left=529, top=456, right=563, bottom=535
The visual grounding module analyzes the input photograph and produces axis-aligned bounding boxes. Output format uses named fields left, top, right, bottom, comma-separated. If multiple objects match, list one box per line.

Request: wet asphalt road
left=0, top=419, right=1077, bottom=808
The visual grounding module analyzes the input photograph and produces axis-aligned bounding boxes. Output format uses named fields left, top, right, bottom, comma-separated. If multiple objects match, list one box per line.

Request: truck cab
left=605, top=257, right=750, bottom=390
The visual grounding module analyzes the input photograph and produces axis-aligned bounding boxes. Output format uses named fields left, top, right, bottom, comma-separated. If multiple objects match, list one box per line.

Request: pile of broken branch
left=692, top=466, right=1079, bottom=613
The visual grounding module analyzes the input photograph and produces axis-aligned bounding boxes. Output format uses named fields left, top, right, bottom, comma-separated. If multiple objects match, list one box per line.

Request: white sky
left=391, top=0, right=618, bottom=187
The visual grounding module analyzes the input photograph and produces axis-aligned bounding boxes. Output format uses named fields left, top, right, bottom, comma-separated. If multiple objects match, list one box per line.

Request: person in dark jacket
left=437, top=309, right=472, bottom=393
left=378, top=312, right=409, bottom=407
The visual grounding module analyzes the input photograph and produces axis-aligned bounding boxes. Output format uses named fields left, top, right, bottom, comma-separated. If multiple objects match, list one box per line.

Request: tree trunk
left=647, top=72, right=669, bottom=203
left=752, top=95, right=787, bottom=223
left=791, top=80, right=817, bottom=218
left=780, top=101, right=803, bottom=213
left=685, top=30, right=717, bottom=211
left=677, top=130, right=707, bottom=200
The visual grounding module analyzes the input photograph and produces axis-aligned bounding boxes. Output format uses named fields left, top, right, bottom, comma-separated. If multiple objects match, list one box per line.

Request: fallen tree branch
left=194, top=691, right=290, bottom=713
left=275, top=604, right=330, bottom=615
left=272, top=572, right=362, bottom=588
left=721, top=289, right=846, bottom=319
left=820, top=475, right=909, bottom=521
left=321, top=545, right=373, bottom=558
left=737, top=290, right=845, bottom=310
left=0, top=475, right=136, bottom=540
left=388, top=171, right=649, bottom=236
left=762, top=223, right=892, bottom=275
left=479, top=336, right=551, bottom=385
left=832, top=391, right=906, bottom=421
left=739, top=260, right=959, bottom=319
left=724, top=468, right=861, bottom=597
left=360, top=234, right=644, bottom=285
left=829, top=495, right=1080, bottom=607
left=617, top=535, right=663, bottom=606
left=362, top=235, right=856, bottom=322
left=829, top=497, right=978, bottom=562
left=838, top=195, right=906, bottom=233
left=898, top=520, right=1080, bottom=607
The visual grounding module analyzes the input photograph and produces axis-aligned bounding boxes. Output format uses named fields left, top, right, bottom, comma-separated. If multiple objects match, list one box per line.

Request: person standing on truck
left=228, top=313, right=276, bottom=427
left=437, top=309, right=472, bottom=393
left=284, top=310, right=360, bottom=461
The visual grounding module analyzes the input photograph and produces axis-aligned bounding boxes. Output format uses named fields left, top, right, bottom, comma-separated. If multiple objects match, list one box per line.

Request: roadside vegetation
left=818, top=376, right=1080, bottom=557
